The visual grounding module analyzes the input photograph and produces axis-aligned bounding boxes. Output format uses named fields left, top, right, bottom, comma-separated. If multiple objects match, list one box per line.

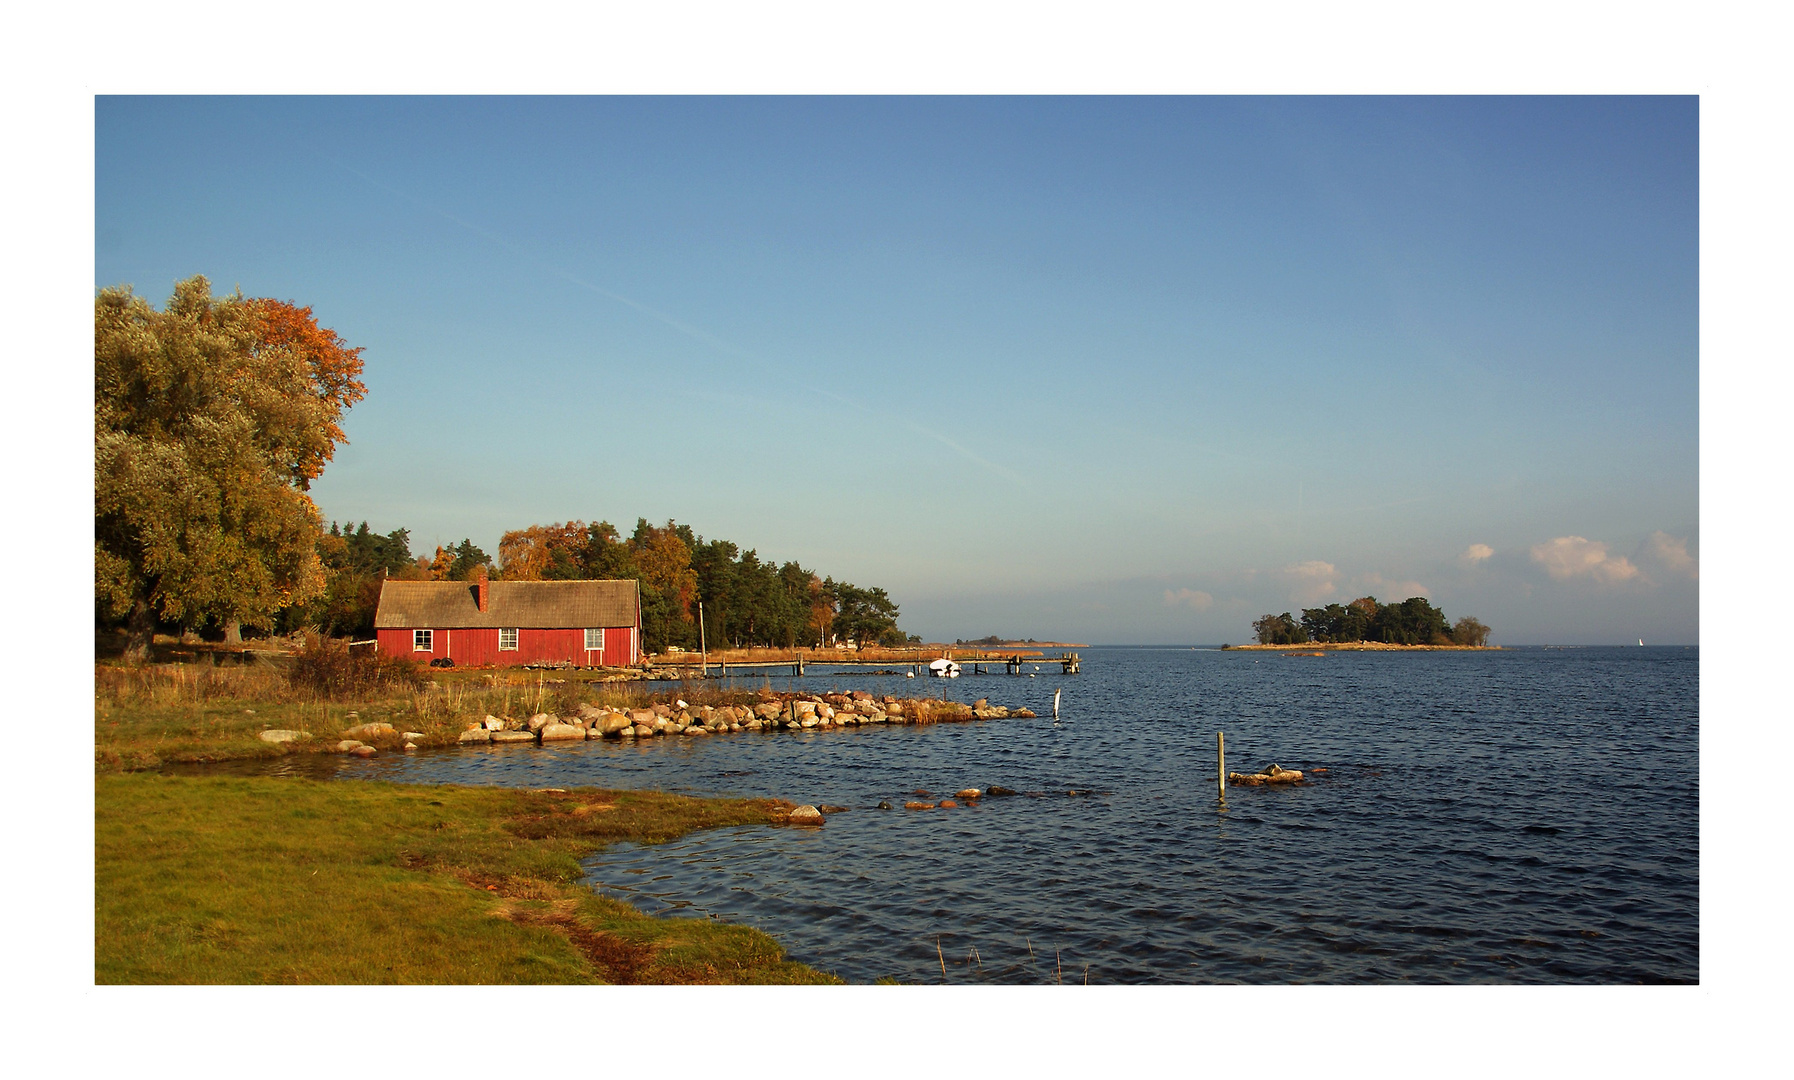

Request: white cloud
left=1163, top=588, right=1214, bottom=610
left=1643, top=531, right=1698, bottom=579
left=1282, top=560, right=1337, bottom=606
left=1530, top=536, right=1640, bottom=584
left=1460, top=543, right=1494, bottom=565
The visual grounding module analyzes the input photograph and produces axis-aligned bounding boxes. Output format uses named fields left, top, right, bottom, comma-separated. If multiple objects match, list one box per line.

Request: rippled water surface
left=313, top=646, right=1698, bottom=983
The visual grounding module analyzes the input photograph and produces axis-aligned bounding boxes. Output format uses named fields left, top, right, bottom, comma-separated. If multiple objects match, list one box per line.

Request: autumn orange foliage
left=243, top=298, right=367, bottom=483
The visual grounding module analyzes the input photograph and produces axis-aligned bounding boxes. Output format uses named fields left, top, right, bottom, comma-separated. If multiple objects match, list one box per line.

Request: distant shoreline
left=1222, top=642, right=1504, bottom=652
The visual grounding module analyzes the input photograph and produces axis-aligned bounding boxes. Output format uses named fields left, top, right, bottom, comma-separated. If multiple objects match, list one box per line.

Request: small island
left=1224, top=595, right=1495, bottom=650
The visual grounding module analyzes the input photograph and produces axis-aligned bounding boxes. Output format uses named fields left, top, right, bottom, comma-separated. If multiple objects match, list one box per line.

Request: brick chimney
left=476, top=566, right=489, bottom=613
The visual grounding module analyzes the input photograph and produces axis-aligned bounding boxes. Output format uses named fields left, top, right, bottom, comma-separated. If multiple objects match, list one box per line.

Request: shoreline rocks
left=451, top=692, right=1038, bottom=749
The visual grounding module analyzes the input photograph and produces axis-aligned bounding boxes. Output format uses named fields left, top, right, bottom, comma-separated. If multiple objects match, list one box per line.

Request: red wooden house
left=373, top=572, right=641, bottom=667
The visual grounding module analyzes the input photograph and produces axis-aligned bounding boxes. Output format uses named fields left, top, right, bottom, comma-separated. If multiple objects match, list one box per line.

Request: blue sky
left=95, top=96, right=1698, bottom=644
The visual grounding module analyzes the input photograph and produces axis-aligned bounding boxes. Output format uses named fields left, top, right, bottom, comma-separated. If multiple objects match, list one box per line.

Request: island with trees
left=1228, top=596, right=1493, bottom=649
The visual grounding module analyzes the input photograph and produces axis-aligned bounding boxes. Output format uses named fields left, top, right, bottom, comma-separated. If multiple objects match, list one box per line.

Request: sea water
left=320, top=646, right=1698, bottom=983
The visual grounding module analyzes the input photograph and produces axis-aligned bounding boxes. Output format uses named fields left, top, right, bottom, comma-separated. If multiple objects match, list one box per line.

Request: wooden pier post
left=1217, top=731, right=1226, bottom=801
left=698, top=600, right=707, bottom=678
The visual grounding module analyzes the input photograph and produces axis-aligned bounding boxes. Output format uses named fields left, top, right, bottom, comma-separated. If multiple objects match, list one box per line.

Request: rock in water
left=1227, top=766, right=1305, bottom=786
left=956, top=788, right=982, bottom=800
left=789, top=805, right=825, bottom=825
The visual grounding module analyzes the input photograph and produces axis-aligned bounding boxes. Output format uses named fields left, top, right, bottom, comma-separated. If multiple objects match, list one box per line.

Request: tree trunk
left=223, top=619, right=242, bottom=646
left=123, top=597, right=154, bottom=664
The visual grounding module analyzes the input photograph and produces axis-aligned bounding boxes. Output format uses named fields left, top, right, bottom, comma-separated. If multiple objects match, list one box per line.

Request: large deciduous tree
left=95, top=276, right=366, bottom=661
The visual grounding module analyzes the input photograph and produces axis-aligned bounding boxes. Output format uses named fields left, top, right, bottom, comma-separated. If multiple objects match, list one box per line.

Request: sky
left=94, top=95, right=1699, bottom=645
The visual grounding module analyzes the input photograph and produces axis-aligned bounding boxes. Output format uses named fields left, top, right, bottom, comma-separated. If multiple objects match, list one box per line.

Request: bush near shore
left=96, top=773, right=837, bottom=984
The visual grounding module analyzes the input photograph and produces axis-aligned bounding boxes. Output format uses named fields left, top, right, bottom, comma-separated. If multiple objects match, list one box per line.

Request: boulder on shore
left=491, top=730, right=538, bottom=745
left=341, top=722, right=395, bottom=740
left=258, top=729, right=310, bottom=744
left=458, top=729, right=491, bottom=744
left=540, top=723, right=586, bottom=742
left=594, top=711, right=633, bottom=736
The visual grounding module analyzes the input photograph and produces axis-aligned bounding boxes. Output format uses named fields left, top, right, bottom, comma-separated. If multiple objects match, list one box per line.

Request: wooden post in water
left=1217, top=731, right=1226, bottom=800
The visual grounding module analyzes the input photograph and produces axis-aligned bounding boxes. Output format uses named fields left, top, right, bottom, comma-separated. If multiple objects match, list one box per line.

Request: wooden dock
left=653, top=650, right=1083, bottom=679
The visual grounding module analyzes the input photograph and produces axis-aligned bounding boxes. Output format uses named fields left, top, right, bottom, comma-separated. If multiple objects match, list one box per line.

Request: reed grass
left=96, top=650, right=983, bottom=772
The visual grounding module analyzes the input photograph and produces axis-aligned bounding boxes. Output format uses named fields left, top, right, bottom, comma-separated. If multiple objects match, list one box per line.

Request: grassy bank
left=94, top=655, right=768, bottom=771
left=95, top=644, right=1004, bottom=770
left=96, top=772, right=837, bottom=984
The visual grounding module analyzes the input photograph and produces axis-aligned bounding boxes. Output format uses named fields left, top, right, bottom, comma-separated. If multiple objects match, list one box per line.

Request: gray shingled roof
left=374, top=579, right=639, bottom=629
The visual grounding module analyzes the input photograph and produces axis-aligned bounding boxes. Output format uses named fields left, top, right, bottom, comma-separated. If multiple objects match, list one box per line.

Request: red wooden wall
left=375, top=624, right=638, bottom=667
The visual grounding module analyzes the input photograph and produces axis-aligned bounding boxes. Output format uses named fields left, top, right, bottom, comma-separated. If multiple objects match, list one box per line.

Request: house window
left=585, top=628, right=603, bottom=651
left=499, top=628, right=518, bottom=651
left=413, top=629, right=433, bottom=652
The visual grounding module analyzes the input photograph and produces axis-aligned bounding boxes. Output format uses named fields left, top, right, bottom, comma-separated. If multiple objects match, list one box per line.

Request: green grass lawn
left=96, top=773, right=837, bottom=984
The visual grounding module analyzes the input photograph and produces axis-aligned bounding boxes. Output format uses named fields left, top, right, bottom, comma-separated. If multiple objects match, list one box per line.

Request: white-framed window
left=585, top=628, right=603, bottom=651
left=413, top=629, right=433, bottom=652
left=499, top=628, right=518, bottom=651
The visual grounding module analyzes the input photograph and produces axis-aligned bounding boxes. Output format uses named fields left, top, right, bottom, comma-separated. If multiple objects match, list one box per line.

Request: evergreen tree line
left=1252, top=596, right=1490, bottom=647
left=266, top=518, right=914, bottom=656
left=493, top=519, right=912, bottom=655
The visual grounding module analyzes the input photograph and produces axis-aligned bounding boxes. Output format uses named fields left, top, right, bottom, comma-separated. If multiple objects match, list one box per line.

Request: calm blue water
left=313, top=646, right=1698, bottom=983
